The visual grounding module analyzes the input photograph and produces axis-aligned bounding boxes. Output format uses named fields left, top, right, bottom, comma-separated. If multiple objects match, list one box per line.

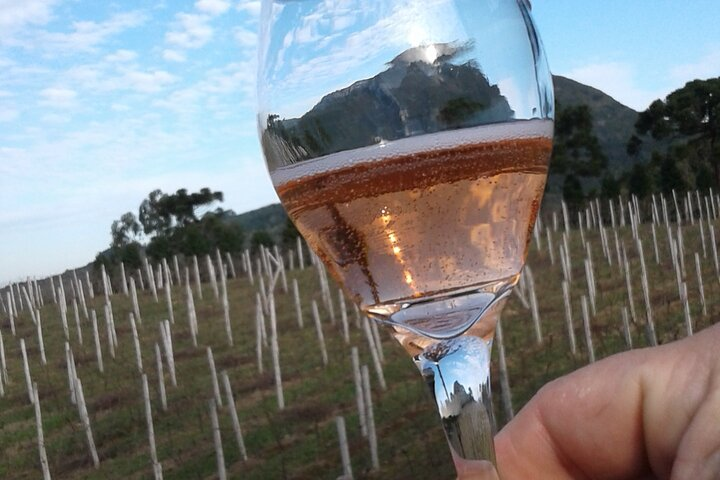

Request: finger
left=496, top=324, right=720, bottom=480
left=452, top=448, right=500, bottom=480
left=496, top=348, right=651, bottom=479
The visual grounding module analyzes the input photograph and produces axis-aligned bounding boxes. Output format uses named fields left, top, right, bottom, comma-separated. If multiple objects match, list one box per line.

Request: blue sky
left=1, top=0, right=719, bottom=284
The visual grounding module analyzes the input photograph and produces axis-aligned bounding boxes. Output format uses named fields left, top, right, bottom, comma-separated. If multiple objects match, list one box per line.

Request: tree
left=628, top=163, right=653, bottom=199
left=106, top=187, right=243, bottom=264
left=551, top=104, right=608, bottom=177
left=600, top=173, right=621, bottom=199
left=139, top=188, right=224, bottom=237
left=111, top=212, right=142, bottom=248
left=634, top=77, right=720, bottom=186
left=281, top=217, right=300, bottom=249
left=562, top=174, right=584, bottom=210
left=657, top=151, right=689, bottom=194
left=251, top=230, right=274, bottom=254
left=550, top=103, right=608, bottom=204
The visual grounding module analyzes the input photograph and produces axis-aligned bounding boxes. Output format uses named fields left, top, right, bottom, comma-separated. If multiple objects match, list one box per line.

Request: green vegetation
left=96, top=188, right=245, bottom=273
left=551, top=75, right=720, bottom=204
left=2, top=202, right=720, bottom=479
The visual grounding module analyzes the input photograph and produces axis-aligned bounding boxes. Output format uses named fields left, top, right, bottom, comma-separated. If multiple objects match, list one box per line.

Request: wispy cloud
left=36, top=11, right=147, bottom=52
left=671, top=49, right=720, bottom=85
left=195, top=0, right=231, bottom=16
left=166, top=13, right=213, bottom=49
left=237, top=0, right=261, bottom=18
left=234, top=27, right=256, bottom=48
left=0, top=0, right=58, bottom=33
left=105, top=49, right=137, bottom=63
left=38, top=87, right=77, bottom=108
left=162, top=49, right=186, bottom=62
left=0, top=108, right=19, bottom=122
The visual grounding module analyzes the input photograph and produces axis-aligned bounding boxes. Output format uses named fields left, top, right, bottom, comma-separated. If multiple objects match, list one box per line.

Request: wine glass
left=257, top=0, right=553, bottom=476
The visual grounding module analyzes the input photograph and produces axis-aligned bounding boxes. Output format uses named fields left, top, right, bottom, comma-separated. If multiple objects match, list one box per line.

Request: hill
left=230, top=203, right=288, bottom=238
left=553, top=75, right=646, bottom=171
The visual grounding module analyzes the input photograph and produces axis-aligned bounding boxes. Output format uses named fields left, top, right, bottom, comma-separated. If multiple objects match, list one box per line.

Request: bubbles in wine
left=272, top=119, right=552, bottom=338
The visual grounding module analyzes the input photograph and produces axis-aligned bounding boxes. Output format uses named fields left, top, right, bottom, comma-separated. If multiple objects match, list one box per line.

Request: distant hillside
left=553, top=75, right=659, bottom=170
left=256, top=75, right=657, bottom=229
left=230, top=203, right=289, bottom=239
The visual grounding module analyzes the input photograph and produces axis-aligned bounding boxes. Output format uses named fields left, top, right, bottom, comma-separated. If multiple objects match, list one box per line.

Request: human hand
left=457, top=323, right=720, bottom=479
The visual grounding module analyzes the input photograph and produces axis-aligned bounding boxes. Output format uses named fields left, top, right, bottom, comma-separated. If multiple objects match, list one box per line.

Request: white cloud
left=237, top=0, right=261, bottom=18
left=0, top=89, right=13, bottom=97
left=163, top=49, right=187, bottom=62
left=122, top=70, right=177, bottom=93
left=111, top=103, right=131, bottom=112
left=105, top=49, right=137, bottom=63
left=195, top=0, right=231, bottom=16
left=0, top=0, right=58, bottom=32
left=560, top=62, right=667, bottom=111
left=38, top=87, right=77, bottom=108
left=0, top=108, right=19, bottom=122
left=39, top=11, right=146, bottom=52
left=671, top=50, right=720, bottom=84
left=166, top=13, right=213, bottom=49
left=234, top=27, right=256, bottom=48
left=40, top=112, right=68, bottom=123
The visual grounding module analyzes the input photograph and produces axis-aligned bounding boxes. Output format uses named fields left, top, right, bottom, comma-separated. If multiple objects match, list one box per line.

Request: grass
left=1, top=212, right=719, bottom=479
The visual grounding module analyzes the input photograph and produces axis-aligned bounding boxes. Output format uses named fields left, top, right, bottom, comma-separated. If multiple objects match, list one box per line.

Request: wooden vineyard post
left=495, top=317, right=514, bottom=421
left=336, top=416, right=353, bottom=480
left=268, top=293, right=285, bottom=410
left=621, top=307, right=633, bottom=349
left=141, top=374, right=163, bottom=479
left=65, top=343, right=76, bottom=405
left=164, top=265, right=174, bottom=325
left=339, top=290, right=350, bottom=344
left=525, top=266, right=542, bottom=345
left=362, top=317, right=386, bottom=390
left=33, top=383, right=52, bottom=480
left=361, top=365, right=379, bottom=471
left=72, top=299, right=83, bottom=344
left=209, top=399, right=227, bottom=480
left=91, top=311, right=104, bottom=373
left=220, top=265, right=233, bottom=346
left=694, top=252, right=707, bottom=316
left=74, top=376, right=100, bottom=467
left=221, top=371, right=248, bottom=461
left=255, top=294, right=264, bottom=374
left=0, top=328, right=7, bottom=384
left=580, top=296, right=595, bottom=364
left=636, top=239, right=658, bottom=346
left=206, top=254, right=219, bottom=301
left=292, top=279, right=303, bottom=328
left=311, top=300, right=329, bottom=367
left=193, top=255, right=203, bottom=300
left=155, top=344, right=168, bottom=412
left=561, top=280, right=577, bottom=355
left=130, top=313, right=143, bottom=373
left=681, top=282, right=693, bottom=337
left=21, top=338, right=34, bottom=404
left=159, top=320, right=177, bottom=387
left=207, top=347, right=223, bottom=407
left=350, top=347, right=367, bottom=437
left=184, top=269, right=198, bottom=348
left=37, top=310, right=47, bottom=365
left=130, top=277, right=142, bottom=324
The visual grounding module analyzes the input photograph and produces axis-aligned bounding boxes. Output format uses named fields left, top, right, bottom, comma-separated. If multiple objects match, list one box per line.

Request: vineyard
left=1, top=191, right=719, bottom=480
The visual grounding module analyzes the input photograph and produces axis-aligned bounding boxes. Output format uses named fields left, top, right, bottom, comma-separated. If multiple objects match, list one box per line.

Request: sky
left=1, top=0, right=720, bottom=284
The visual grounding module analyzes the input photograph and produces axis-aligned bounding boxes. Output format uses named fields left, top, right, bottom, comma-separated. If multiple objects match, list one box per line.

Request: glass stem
left=417, top=332, right=499, bottom=475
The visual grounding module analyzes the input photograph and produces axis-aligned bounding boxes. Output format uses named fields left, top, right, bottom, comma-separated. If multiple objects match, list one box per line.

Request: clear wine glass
left=257, top=0, right=553, bottom=477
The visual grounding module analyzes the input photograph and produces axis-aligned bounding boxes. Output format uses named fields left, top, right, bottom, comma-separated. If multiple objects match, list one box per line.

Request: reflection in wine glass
left=258, top=0, right=553, bottom=476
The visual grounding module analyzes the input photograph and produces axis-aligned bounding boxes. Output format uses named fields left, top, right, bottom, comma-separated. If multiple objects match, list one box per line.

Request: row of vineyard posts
left=1, top=188, right=720, bottom=478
